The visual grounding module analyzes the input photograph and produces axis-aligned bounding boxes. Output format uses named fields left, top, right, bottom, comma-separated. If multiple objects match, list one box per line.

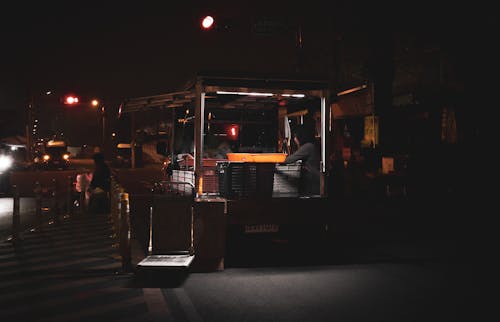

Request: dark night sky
left=0, top=1, right=494, bottom=138
left=1, top=2, right=335, bottom=97
left=1, top=2, right=480, bottom=96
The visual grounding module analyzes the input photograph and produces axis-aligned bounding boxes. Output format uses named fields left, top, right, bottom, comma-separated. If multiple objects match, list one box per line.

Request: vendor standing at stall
left=284, top=123, right=321, bottom=196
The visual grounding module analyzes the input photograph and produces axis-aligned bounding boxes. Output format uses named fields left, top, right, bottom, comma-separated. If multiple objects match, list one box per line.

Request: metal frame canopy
left=121, top=73, right=331, bottom=196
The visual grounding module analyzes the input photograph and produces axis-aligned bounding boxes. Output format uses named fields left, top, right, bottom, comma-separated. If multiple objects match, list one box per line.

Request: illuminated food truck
left=120, top=73, right=332, bottom=269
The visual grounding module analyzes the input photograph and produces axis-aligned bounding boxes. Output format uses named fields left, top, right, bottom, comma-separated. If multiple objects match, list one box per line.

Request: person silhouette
left=88, top=152, right=111, bottom=213
left=284, top=124, right=320, bottom=196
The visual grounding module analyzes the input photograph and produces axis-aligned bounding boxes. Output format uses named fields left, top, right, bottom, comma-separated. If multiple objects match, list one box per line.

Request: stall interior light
left=337, top=84, right=367, bottom=96
left=215, top=91, right=304, bottom=98
left=281, top=94, right=305, bottom=98
left=216, top=91, right=274, bottom=97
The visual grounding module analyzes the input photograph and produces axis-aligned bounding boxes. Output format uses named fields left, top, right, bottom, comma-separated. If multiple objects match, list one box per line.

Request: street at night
left=0, top=2, right=491, bottom=321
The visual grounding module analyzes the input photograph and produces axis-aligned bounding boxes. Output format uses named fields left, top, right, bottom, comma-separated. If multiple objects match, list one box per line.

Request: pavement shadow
left=126, top=267, right=190, bottom=288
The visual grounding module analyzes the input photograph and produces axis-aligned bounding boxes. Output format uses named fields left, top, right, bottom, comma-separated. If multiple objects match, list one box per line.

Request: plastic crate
left=202, top=167, right=219, bottom=193
left=217, top=161, right=274, bottom=199
left=273, top=163, right=301, bottom=195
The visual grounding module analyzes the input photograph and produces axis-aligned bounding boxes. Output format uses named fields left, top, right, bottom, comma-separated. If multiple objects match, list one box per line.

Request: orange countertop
left=226, top=153, right=287, bottom=163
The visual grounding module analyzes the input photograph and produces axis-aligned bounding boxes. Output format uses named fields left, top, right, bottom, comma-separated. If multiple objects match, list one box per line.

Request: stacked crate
left=173, top=163, right=302, bottom=197
left=202, top=166, right=219, bottom=193
left=171, top=170, right=195, bottom=194
left=171, top=168, right=219, bottom=194
left=217, top=162, right=275, bottom=199
left=273, top=163, right=301, bottom=196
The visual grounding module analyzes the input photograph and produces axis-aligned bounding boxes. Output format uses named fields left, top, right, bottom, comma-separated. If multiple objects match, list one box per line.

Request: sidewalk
left=0, top=212, right=165, bottom=322
left=0, top=198, right=462, bottom=322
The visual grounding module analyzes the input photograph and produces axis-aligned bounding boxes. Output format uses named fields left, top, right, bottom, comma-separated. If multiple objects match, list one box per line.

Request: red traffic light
left=201, top=15, right=215, bottom=30
left=64, top=95, right=80, bottom=105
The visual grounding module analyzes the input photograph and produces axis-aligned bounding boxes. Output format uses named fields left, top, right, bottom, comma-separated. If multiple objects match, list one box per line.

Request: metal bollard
left=51, top=178, right=60, bottom=224
left=110, top=183, right=122, bottom=247
left=67, top=175, right=73, bottom=217
left=111, top=187, right=118, bottom=232
left=111, top=184, right=123, bottom=239
left=109, top=185, right=116, bottom=241
left=12, top=185, right=21, bottom=243
left=34, top=181, right=43, bottom=230
left=119, top=192, right=132, bottom=271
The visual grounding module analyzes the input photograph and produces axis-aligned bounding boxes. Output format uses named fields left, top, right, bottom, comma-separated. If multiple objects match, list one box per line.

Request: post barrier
left=34, top=181, right=43, bottom=230
left=109, top=181, right=115, bottom=230
left=119, top=192, right=132, bottom=271
left=51, top=178, right=60, bottom=224
left=12, top=185, right=21, bottom=243
left=110, top=178, right=122, bottom=243
left=110, top=178, right=117, bottom=226
left=67, top=175, right=73, bottom=216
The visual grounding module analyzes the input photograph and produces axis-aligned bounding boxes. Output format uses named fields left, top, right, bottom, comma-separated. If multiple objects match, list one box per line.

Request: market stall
left=120, top=73, right=332, bottom=269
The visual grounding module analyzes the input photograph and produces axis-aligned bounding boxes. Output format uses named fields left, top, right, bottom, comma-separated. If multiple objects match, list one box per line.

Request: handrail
left=151, top=180, right=195, bottom=201
left=6, top=175, right=77, bottom=243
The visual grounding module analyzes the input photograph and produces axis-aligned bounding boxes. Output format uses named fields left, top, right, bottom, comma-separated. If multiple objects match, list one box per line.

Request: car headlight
left=63, top=154, right=70, bottom=160
left=43, top=154, right=50, bottom=161
left=0, top=154, right=13, bottom=172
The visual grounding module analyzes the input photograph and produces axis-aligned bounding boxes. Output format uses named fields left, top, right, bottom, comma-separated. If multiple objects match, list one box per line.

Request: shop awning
left=120, top=73, right=329, bottom=114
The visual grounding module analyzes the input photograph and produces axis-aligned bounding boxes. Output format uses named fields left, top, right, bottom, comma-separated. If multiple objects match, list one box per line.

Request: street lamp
left=91, top=99, right=106, bottom=154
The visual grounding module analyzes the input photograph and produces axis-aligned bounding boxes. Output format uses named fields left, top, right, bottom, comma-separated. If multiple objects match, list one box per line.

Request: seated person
left=284, top=124, right=320, bottom=196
